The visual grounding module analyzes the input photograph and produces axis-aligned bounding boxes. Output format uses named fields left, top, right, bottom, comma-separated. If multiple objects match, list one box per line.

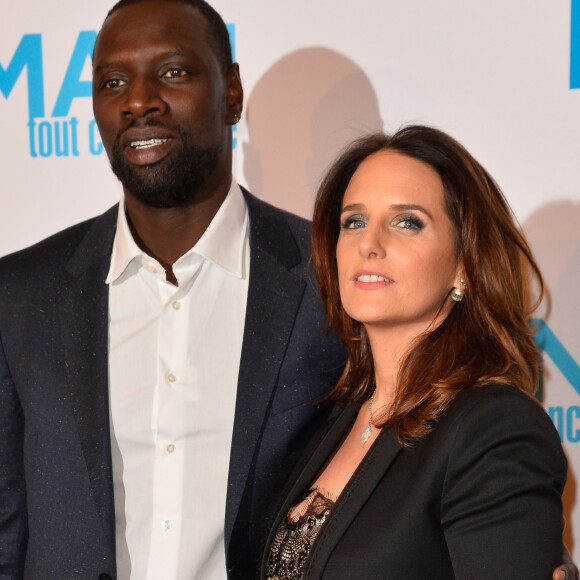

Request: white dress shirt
left=107, top=181, right=249, bottom=579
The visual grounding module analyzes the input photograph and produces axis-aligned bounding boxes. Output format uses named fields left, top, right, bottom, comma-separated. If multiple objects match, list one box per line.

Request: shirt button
left=162, top=519, right=172, bottom=531
left=166, top=373, right=177, bottom=384
left=166, top=443, right=176, bottom=454
left=171, top=301, right=181, bottom=311
left=145, top=263, right=156, bottom=273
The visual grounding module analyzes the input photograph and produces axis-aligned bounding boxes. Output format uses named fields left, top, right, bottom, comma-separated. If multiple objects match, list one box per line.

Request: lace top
left=266, top=487, right=336, bottom=580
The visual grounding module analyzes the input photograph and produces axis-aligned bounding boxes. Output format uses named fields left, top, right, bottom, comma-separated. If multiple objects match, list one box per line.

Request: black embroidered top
left=265, top=488, right=336, bottom=580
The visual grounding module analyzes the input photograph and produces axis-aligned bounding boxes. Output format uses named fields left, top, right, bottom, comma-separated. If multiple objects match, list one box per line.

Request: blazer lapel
left=225, top=191, right=308, bottom=551
left=306, top=420, right=403, bottom=578
left=260, top=403, right=403, bottom=578
left=282, top=404, right=359, bottom=512
left=59, top=205, right=117, bottom=547
left=259, top=404, right=358, bottom=576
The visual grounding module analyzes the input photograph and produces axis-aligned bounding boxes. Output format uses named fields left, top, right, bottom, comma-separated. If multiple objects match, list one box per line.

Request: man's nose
left=122, top=76, right=167, bottom=118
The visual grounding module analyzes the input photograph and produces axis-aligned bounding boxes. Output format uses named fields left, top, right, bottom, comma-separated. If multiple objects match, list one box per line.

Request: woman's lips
left=353, top=271, right=394, bottom=289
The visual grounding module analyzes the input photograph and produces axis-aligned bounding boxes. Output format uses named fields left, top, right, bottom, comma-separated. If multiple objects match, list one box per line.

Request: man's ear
left=226, top=63, right=243, bottom=125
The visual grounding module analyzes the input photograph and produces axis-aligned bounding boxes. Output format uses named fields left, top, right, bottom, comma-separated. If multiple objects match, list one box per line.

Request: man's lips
left=119, top=128, right=177, bottom=166
left=129, top=138, right=169, bottom=150
left=120, top=127, right=177, bottom=150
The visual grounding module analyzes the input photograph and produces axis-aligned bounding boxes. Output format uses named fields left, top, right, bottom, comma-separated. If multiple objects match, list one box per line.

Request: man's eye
left=163, top=68, right=187, bottom=78
left=103, top=78, right=126, bottom=89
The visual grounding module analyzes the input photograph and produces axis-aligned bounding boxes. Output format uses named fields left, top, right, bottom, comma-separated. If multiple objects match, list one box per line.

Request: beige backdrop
left=2, top=0, right=580, bottom=557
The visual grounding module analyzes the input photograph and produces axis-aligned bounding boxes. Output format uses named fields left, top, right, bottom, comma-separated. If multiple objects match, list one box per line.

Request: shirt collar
left=106, top=180, right=248, bottom=284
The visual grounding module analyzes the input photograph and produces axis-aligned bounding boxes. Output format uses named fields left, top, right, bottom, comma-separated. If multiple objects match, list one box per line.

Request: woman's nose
left=358, top=224, right=386, bottom=259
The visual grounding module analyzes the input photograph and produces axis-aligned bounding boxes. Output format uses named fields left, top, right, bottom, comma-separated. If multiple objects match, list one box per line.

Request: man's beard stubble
left=110, top=125, right=222, bottom=209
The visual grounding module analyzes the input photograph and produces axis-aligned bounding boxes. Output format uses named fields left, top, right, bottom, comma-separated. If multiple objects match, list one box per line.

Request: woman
left=262, top=126, right=569, bottom=579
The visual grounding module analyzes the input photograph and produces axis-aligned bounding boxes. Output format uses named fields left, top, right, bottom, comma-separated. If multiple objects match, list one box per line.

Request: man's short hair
left=105, top=0, right=233, bottom=74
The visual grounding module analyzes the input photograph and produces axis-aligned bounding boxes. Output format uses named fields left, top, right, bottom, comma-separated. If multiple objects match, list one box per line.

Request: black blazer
left=261, top=384, right=567, bottom=580
left=0, top=189, right=346, bottom=579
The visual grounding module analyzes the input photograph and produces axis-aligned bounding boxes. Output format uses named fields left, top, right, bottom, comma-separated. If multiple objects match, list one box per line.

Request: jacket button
left=99, top=574, right=112, bottom=580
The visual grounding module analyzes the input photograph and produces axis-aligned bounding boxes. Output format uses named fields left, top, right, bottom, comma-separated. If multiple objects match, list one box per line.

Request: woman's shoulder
left=428, top=391, right=567, bottom=580
left=435, top=384, right=566, bottom=477
left=445, top=383, right=554, bottom=428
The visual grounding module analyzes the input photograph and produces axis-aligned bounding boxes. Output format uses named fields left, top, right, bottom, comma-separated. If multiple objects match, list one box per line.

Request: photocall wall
left=2, top=0, right=580, bottom=555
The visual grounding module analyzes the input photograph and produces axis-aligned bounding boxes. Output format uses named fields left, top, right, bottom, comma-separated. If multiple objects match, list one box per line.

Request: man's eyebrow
left=93, top=60, right=120, bottom=73
left=93, top=50, right=187, bottom=72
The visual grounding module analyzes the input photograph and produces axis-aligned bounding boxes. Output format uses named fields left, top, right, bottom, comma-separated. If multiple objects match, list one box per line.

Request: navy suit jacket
left=0, top=189, right=346, bottom=579
left=260, top=385, right=567, bottom=580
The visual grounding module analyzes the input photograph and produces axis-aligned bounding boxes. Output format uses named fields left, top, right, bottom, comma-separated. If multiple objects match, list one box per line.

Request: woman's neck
left=365, top=323, right=424, bottom=413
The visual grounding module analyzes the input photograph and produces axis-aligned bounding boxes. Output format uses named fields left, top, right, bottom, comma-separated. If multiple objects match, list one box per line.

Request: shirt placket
left=147, top=259, right=202, bottom=578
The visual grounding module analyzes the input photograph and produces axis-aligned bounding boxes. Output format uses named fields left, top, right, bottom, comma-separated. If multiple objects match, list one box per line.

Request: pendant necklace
left=361, top=390, right=375, bottom=444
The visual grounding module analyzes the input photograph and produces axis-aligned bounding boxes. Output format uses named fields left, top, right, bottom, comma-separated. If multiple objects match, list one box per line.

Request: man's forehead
left=99, top=2, right=206, bottom=43
left=94, top=2, right=208, bottom=62
left=106, top=0, right=202, bottom=22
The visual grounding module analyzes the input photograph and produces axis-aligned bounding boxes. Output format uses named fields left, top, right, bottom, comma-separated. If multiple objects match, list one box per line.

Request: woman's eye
left=394, top=215, right=424, bottom=231
left=341, top=215, right=367, bottom=229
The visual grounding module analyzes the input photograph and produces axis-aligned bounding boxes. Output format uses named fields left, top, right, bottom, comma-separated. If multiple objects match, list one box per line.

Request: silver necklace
left=362, top=390, right=390, bottom=444
left=361, top=390, right=375, bottom=444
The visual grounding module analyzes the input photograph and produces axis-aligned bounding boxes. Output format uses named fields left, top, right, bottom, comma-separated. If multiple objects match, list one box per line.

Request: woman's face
left=336, top=150, right=462, bottom=336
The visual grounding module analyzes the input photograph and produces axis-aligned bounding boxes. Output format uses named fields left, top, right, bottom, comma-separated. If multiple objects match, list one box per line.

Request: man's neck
left=124, top=183, right=230, bottom=284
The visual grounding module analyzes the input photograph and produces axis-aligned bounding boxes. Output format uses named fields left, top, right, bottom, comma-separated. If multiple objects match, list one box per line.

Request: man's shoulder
left=0, top=204, right=118, bottom=279
left=242, top=188, right=313, bottom=258
left=242, top=187, right=311, bottom=227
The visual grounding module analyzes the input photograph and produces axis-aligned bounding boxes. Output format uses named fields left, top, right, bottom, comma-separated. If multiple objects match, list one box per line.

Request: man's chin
left=110, top=139, right=220, bottom=209
left=122, top=185, right=193, bottom=209
left=113, top=165, right=173, bottom=206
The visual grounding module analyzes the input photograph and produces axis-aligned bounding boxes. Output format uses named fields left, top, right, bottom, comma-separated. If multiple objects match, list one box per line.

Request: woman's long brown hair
left=312, top=126, right=544, bottom=445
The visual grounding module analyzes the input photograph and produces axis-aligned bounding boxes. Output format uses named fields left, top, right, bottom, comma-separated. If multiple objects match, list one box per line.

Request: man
left=0, top=1, right=345, bottom=578
left=0, top=1, right=576, bottom=579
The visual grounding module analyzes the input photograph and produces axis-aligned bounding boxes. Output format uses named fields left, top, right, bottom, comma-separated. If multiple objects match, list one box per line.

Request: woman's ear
left=453, top=261, right=466, bottom=291
left=449, top=266, right=467, bottom=303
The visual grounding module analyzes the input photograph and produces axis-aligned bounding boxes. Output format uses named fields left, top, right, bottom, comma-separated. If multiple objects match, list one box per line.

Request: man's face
left=92, top=1, right=242, bottom=208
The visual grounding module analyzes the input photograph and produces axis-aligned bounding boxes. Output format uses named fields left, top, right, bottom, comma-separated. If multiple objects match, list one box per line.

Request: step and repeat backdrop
left=2, top=0, right=580, bottom=556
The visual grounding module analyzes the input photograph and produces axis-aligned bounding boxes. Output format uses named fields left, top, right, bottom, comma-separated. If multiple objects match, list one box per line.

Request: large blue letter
left=52, top=30, right=97, bottom=117
left=567, top=406, right=580, bottom=442
left=533, top=318, right=580, bottom=395
left=226, top=23, right=236, bottom=61
left=0, top=34, right=44, bottom=120
left=572, top=0, right=580, bottom=88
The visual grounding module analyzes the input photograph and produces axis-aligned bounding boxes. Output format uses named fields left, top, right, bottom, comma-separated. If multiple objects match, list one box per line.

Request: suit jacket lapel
left=306, top=414, right=403, bottom=578
left=260, top=403, right=403, bottom=578
left=60, top=205, right=117, bottom=548
left=274, top=404, right=360, bottom=519
left=225, top=191, right=308, bottom=551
